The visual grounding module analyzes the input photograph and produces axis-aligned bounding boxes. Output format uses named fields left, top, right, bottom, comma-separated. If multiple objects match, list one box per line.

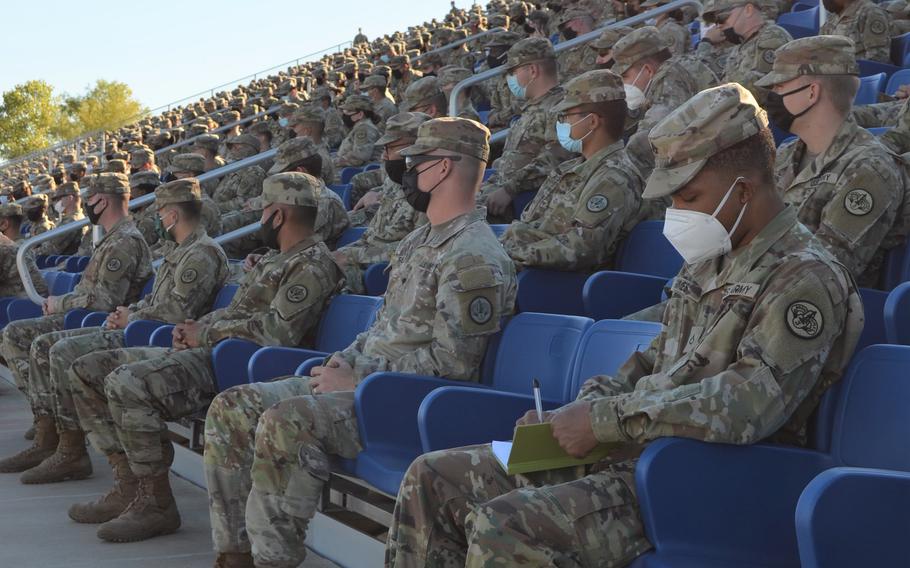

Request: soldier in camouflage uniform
left=127, top=171, right=164, bottom=248
left=554, top=8, right=600, bottom=81
left=0, top=204, right=48, bottom=298
left=641, top=0, right=694, bottom=56
left=385, top=83, right=863, bottom=568
left=14, top=179, right=229, bottom=487
left=0, top=173, right=153, bottom=474
left=167, top=154, right=224, bottom=241
left=35, top=182, right=87, bottom=257
left=852, top=98, right=905, bottom=129
left=346, top=168, right=386, bottom=224
left=483, top=31, right=524, bottom=130
left=479, top=38, right=572, bottom=223
left=334, top=95, right=382, bottom=167
left=363, top=75, right=400, bottom=129
left=25, top=194, right=55, bottom=239
left=68, top=172, right=344, bottom=544
left=501, top=70, right=646, bottom=272
left=757, top=36, right=908, bottom=287
left=287, top=106, right=338, bottom=185
left=438, top=66, right=482, bottom=123
left=270, top=103, right=299, bottom=150
left=390, top=55, right=424, bottom=104
left=335, top=112, right=430, bottom=293
left=880, top=98, right=910, bottom=153
left=204, top=118, right=516, bottom=568
left=820, top=0, right=891, bottom=63
left=402, top=76, right=448, bottom=118
left=191, top=133, right=228, bottom=193
left=313, top=88, right=347, bottom=150
left=211, top=135, right=267, bottom=217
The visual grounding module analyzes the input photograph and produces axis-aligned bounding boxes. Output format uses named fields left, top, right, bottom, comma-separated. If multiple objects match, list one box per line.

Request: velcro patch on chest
left=722, top=283, right=761, bottom=301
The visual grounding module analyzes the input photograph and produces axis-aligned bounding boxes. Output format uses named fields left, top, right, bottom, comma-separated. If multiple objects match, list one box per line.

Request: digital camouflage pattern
left=721, top=22, right=793, bottom=104
left=852, top=99, right=904, bottom=129
left=819, top=0, right=891, bottom=63
left=334, top=118, right=382, bottom=167
left=211, top=161, right=267, bottom=215
left=0, top=235, right=47, bottom=298
left=754, top=35, right=860, bottom=88
left=658, top=19, right=692, bottom=56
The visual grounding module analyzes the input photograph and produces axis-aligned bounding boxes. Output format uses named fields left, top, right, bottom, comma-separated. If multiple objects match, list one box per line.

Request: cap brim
left=399, top=142, right=437, bottom=157
left=643, top=159, right=706, bottom=199
left=375, top=132, right=404, bottom=146
left=754, top=70, right=796, bottom=88
left=267, top=160, right=290, bottom=175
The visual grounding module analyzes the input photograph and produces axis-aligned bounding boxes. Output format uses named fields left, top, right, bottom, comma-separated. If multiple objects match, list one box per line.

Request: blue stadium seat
left=777, top=6, right=819, bottom=38
left=512, top=190, right=537, bottom=219
left=336, top=227, right=366, bottom=248
left=353, top=313, right=593, bottom=495
left=615, top=221, right=684, bottom=279
left=327, top=184, right=350, bottom=200
left=340, top=167, right=363, bottom=185
left=364, top=262, right=389, bottom=296
left=363, top=163, right=381, bottom=172
left=867, top=126, right=889, bottom=136
left=63, top=309, right=94, bottom=330
left=35, top=255, right=49, bottom=268
left=76, top=256, right=90, bottom=272
left=583, top=271, right=668, bottom=320
left=342, top=185, right=354, bottom=210
left=885, top=281, right=910, bottom=344
left=149, top=325, right=175, bottom=347
left=483, top=168, right=495, bottom=182
left=881, top=242, right=910, bottom=290
left=489, top=224, right=508, bottom=237
left=516, top=269, right=590, bottom=315
left=856, top=287, right=888, bottom=352
left=64, top=256, right=83, bottom=273
left=885, top=68, right=910, bottom=95
left=796, top=468, right=910, bottom=568
left=478, top=110, right=490, bottom=125
left=857, top=60, right=901, bottom=83
left=121, top=284, right=239, bottom=347
left=7, top=299, right=42, bottom=323
left=791, top=0, right=817, bottom=10
left=140, top=276, right=155, bottom=298
left=891, top=31, right=910, bottom=67
left=42, top=270, right=59, bottom=291
left=855, top=72, right=887, bottom=105
left=246, top=294, right=383, bottom=383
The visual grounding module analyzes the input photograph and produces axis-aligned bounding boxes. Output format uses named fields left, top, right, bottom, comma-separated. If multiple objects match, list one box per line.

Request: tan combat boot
left=213, top=552, right=255, bottom=568
left=20, top=429, right=92, bottom=484
left=0, top=416, right=59, bottom=473
left=96, top=472, right=181, bottom=542
left=69, top=452, right=138, bottom=523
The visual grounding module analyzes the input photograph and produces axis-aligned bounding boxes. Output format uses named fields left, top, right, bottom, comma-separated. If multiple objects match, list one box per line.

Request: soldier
left=501, top=70, right=646, bottom=271
left=68, top=172, right=344, bottom=543
left=211, top=134, right=267, bottom=217
left=333, top=95, right=382, bottom=167
left=438, top=66, right=482, bottom=122
left=757, top=36, right=908, bottom=287
left=705, top=0, right=793, bottom=104
left=483, top=31, right=523, bottom=130
left=363, top=75, right=400, bottom=128
left=0, top=204, right=48, bottom=298
left=35, top=182, right=88, bottom=257
left=270, top=103, right=299, bottom=149
left=0, top=173, right=153, bottom=473
left=385, top=83, right=863, bottom=568
left=13, top=179, right=230, bottom=487
left=554, top=7, right=600, bottom=81
left=287, top=106, right=338, bottom=185
left=25, top=194, right=55, bottom=239
left=204, top=118, right=517, bottom=568
left=334, top=112, right=430, bottom=293
left=479, top=37, right=570, bottom=223
left=389, top=54, right=424, bottom=104
left=641, top=0, right=694, bottom=56
left=129, top=147, right=158, bottom=175
left=353, top=27, right=369, bottom=45
left=313, top=88, right=346, bottom=149
left=191, top=133, right=227, bottom=174
left=128, top=171, right=166, bottom=249
left=165, top=154, right=224, bottom=240
left=590, top=26, right=633, bottom=70
left=402, top=76, right=448, bottom=118
left=820, top=0, right=891, bottom=63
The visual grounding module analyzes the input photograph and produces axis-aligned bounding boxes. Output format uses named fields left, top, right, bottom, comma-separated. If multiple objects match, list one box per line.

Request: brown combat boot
left=96, top=472, right=181, bottom=542
left=20, top=430, right=92, bottom=484
left=69, top=452, right=138, bottom=523
left=213, top=552, right=255, bottom=568
left=0, top=416, right=59, bottom=473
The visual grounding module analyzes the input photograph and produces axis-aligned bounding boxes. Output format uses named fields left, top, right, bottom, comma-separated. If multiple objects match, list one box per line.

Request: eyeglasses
left=556, top=111, right=593, bottom=123
left=405, top=154, right=461, bottom=171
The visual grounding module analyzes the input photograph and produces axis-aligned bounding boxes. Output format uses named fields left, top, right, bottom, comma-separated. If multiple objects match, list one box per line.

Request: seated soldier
left=313, top=88, right=346, bottom=149
left=35, top=182, right=87, bottom=257
left=820, top=0, right=891, bottom=63
left=346, top=168, right=386, bottom=225
left=167, top=153, right=226, bottom=240
left=334, top=112, right=430, bottom=293
left=204, top=118, right=517, bottom=568
left=402, top=76, right=448, bottom=118
left=554, top=7, right=600, bottom=80
left=25, top=194, right=55, bottom=239
left=211, top=135, right=267, bottom=217
left=483, top=31, right=524, bottom=131
left=287, top=106, right=338, bottom=185
left=438, top=66, right=482, bottom=123
left=500, top=70, right=646, bottom=272
left=190, top=133, right=227, bottom=196
left=13, top=179, right=229, bottom=486
left=385, top=83, right=863, bottom=568
left=129, top=147, right=159, bottom=175
left=333, top=95, right=382, bottom=168
left=0, top=173, right=153, bottom=474
left=0, top=204, right=48, bottom=298
left=363, top=74, right=400, bottom=128
left=67, top=173, right=344, bottom=543
left=128, top=171, right=164, bottom=249
left=756, top=36, right=908, bottom=287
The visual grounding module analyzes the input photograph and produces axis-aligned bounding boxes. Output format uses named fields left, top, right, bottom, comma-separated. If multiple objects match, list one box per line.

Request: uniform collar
left=521, top=85, right=563, bottom=112
left=98, top=216, right=132, bottom=245
left=789, top=116, right=869, bottom=186
left=423, top=209, right=485, bottom=249
left=573, top=140, right=625, bottom=178
left=278, top=235, right=320, bottom=259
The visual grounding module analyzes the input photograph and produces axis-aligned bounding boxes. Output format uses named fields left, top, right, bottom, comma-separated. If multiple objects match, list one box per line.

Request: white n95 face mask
left=663, top=176, right=748, bottom=265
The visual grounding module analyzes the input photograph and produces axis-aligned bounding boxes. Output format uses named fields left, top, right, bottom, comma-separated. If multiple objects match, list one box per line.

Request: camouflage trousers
left=335, top=241, right=392, bottom=295
left=385, top=445, right=651, bottom=568
left=204, top=376, right=361, bottom=567
left=0, top=314, right=67, bottom=403
left=70, top=346, right=217, bottom=477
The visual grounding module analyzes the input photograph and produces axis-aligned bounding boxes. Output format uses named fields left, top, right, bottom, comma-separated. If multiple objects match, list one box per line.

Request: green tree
left=0, top=80, right=62, bottom=158
left=69, top=80, right=146, bottom=133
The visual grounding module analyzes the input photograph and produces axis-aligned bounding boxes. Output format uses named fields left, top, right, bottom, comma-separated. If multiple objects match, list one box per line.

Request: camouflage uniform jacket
left=133, top=204, right=159, bottom=247
left=315, top=184, right=351, bottom=248
left=338, top=209, right=517, bottom=382
left=339, top=177, right=427, bottom=261
left=584, top=206, right=862, bottom=449
left=501, top=141, right=646, bottom=271
left=196, top=235, right=343, bottom=348
left=0, top=236, right=47, bottom=298
left=317, top=141, right=338, bottom=185
left=881, top=98, right=910, bottom=153
left=658, top=19, right=692, bottom=56
left=373, top=98, right=400, bottom=129
left=557, top=44, right=598, bottom=84
left=270, top=120, right=291, bottom=149
left=56, top=217, right=153, bottom=313
left=455, top=100, right=483, bottom=124
left=820, top=0, right=891, bottom=63
left=324, top=107, right=347, bottom=149
left=775, top=116, right=906, bottom=286
left=212, top=165, right=267, bottom=214
left=488, top=85, right=569, bottom=196
left=853, top=99, right=904, bottom=129
left=723, top=22, right=793, bottom=104
left=640, top=54, right=721, bottom=132
left=392, top=70, right=424, bottom=105
left=27, top=216, right=55, bottom=239
left=127, top=226, right=230, bottom=324
left=34, top=212, right=87, bottom=256
left=335, top=119, right=381, bottom=167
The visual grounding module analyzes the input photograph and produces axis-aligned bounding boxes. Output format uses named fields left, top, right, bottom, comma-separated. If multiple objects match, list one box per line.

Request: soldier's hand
left=550, top=401, right=598, bottom=459
left=702, top=25, right=725, bottom=45
left=487, top=188, right=513, bottom=216
left=332, top=250, right=348, bottom=269
left=310, top=357, right=354, bottom=393
left=353, top=190, right=381, bottom=211
left=106, top=307, right=130, bottom=330
left=181, top=319, right=202, bottom=348
left=243, top=254, right=263, bottom=272
left=42, top=296, right=58, bottom=315
left=897, top=85, right=910, bottom=99
left=172, top=325, right=188, bottom=351
left=516, top=409, right=554, bottom=426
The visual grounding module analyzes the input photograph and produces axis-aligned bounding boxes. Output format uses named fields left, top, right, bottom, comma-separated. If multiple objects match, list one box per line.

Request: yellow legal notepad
left=491, top=422, right=614, bottom=475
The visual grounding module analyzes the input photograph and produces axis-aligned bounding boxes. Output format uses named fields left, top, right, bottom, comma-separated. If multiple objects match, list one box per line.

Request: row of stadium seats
left=36, top=255, right=90, bottom=272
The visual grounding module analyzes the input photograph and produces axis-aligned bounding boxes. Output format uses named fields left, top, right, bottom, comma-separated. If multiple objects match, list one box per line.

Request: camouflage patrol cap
left=484, top=30, right=522, bottom=48
left=362, top=75, right=389, bottom=90
left=488, top=14, right=510, bottom=27
left=155, top=178, right=201, bottom=209
left=129, top=147, right=154, bottom=166
left=33, top=174, right=55, bottom=190
left=553, top=69, right=626, bottom=113
left=612, top=26, right=671, bottom=75
left=268, top=137, right=319, bottom=175
left=130, top=170, right=162, bottom=189
left=261, top=172, right=319, bottom=207
left=168, top=153, right=206, bottom=174
left=289, top=106, right=326, bottom=126
left=0, top=203, right=23, bottom=218
left=278, top=102, right=300, bottom=117
left=403, top=76, right=443, bottom=111
left=105, top=159, right=129, bottom=174
left=390, top=55, right=411, bottom=68
left=225, top=133, right=260, bottom=153
left=375, top=112, right=432, bottom=145
left=755, top=36, right=859, bottom=87
left=187, top=123, right=210, bottom=137
left=506, top=37, right=556, bottom=71
left=91, top=172, right=131, bottom=196
left=27, top=194, right=49, bottom=208
left=341, top=95, right=374, bottom=113
left=400, top=117, right=491, bottom=162
left=192, top=133, right=221, bottom=154
left=437, top=66, right=473, bottom=88
left=590, top=26, right=633, bottom=50
left=555, top=6, right=592, bottom=27
left=644, top=83, right=768, bottom=198
left=55, top=181, right=80, bottom=198
left=702, top=0, right=774, bottom=21
left=61, top=152, right=76, bottom=164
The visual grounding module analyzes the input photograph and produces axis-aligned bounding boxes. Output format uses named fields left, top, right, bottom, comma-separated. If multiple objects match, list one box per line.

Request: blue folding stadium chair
left=516, top=269, right=590, bottom=315
left=64, top=308, right=94, bottom=330
left=881, top=242, right=910, bottom=290
left=353, top=313, right=594, bottom=495
left=340, top=167, right=363, bottom=185
left=791, top=0, right=817, bottom=11
left=336, top=227, right=366, bottom=248
left=478, top=110, right=490, bottom=125
left=342, top=185, right=354, bottom=210
left=512, top=190, right=537, bottom=219
left=857, top=60, right=901, bottom=83
left=64, top=256, right=82, bottom=273
left=796, top=468, right=910, bottom=568
left=363, top=163, right=381, bottom=172
left=891, top=31, right=910, bottom=67
left=483, top=168, right=495, bottom=182
left=777, top=6, right=819, bottom=38
left=855, top=72, right=887, bottom=105
left=364, top=262, right=389, bottom=296
left=7, top=299, right=43, bottom=323
left=121, top=284, right=239, bottom=347
left=76, top=256, right=90, bottom=272
left=246, top=295, right=383, bottom=384
left=489, top=224, right=508, bottom=237
left=327, top=184, right=350, bottom=200
left=149, top=325, right=175, bottom=347
left=886, top=68, right=910, bottom=95
left=856, top=287, right=888, bottom=352
left=41, top=270, right=59, bottom=292
left=885, top=281, right=910, bottom=344
left=583, top=271, right=669, bottom=320
left=614, top=221, right=683, bottom=279
left=35, top=255, right=49, bottom=269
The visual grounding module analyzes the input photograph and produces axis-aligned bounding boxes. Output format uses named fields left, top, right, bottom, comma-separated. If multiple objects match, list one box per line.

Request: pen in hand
left=532, top=378, right=543, bottom=423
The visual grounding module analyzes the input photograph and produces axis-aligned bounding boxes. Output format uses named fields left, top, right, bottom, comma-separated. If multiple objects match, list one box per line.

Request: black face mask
left=596, top=60, right=615, bottom=70
left=722, top=27, right=743, bottom=45
left=821, top=0, right=840, bottom=13
left=513, top=15, right=526, bottom=25
left=401, top=160, right=445, bottom=212
left=524, top=23, right=536, bottom=34
left=345, top=72, right=356, bottom=80
left=162, top=172, right=177, bottom=183
left=562, top=28, right=578, bottom=41
left=342, top=114, right=356, bottom=129
left=392, top=69, right=404, bottom=80
left=86, top=199, right=107, bottom=225
left=69, top=173, right=80, bottom=182
left=384, top=158, right=406, bottom=184
left=258, top=210, right=283, bottom=250
left=486, top=52, right=506, bottom=69
left=765, top=84, right=814, bottom=133
left=358, top=73, right=367, bottom=82
left=548, top=2, right=562, bottom=12
left=52, top=174, right=64, bottom=185
left=26, top=208, right=44, bottom=222
left=316, top=77, right=325, bottom=86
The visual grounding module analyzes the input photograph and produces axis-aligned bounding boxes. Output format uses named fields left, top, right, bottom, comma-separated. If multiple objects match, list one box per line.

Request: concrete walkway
left=0, top=378, right=338, bottom=568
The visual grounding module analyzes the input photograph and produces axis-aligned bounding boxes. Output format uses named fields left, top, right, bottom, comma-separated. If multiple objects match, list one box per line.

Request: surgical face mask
left=624, top=83, right=646, bottom=110
left=555, top=114, right=593, bottom=153
left=278, top=117, right=289, bottom=127
left=765, top=83, right=814, bottom=133
left=507, top=72, right=533, bottom=99
left=381, top=54, right=391, bottom=63
left=54, top=200, right=66, bottom=215
left=663, top=176, right=748, bottom=265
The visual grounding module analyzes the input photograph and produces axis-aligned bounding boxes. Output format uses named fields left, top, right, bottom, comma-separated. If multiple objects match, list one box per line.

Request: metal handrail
left=413, top=27, right=507, bottom=63
left=156, top=105, right=280, bottom=155
left=448, top=0, right=704, bottom=118
left=16, top=148, right=277, bottom=303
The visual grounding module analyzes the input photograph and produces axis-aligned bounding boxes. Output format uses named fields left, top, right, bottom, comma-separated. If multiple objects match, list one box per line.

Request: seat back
left=885, top=281, right=910, bottom=345
left=777, top=6, right=819, bottom=32
left=315, top=294, right=383, bottom=353
left=515, top=269, right=589, bottom=316
left=855, top=72, right=886, bottom=105
left=140, top=276, right=155, bottom=298
left=51, top=272, right=80, bottom=295
left=567, top=320, right=662, bottom=401
left=891, top=31, right=910, bottom=67
left=830, top=345, right=910, bottom=471
left=336, top=226, right=366, bottom=248
left=857, top=60, right=900, bottom=82
left=615, top=221, right=684, bottom=278
left=213, top=284, right=239, bottom=310
left=489, top=312, right=593, bottom=400
left=856, top=287, right=888, bottom=352
left=886, top=68, right=910, bottom=95
left=340, top=167, right=362, bottom=184
left=881, top=242, right=910, bottom=291
left=364, top=262, right=390, bottom=296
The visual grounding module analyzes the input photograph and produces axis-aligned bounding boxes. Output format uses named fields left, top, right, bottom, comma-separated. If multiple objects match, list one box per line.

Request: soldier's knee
left=71, top=354, right=104, bottom=387
left=103, top=365, right=141, bottom=404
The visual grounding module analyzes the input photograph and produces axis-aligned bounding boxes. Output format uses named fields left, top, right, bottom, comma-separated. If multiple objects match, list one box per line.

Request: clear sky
left=0, top=0, right=461, bottom=112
